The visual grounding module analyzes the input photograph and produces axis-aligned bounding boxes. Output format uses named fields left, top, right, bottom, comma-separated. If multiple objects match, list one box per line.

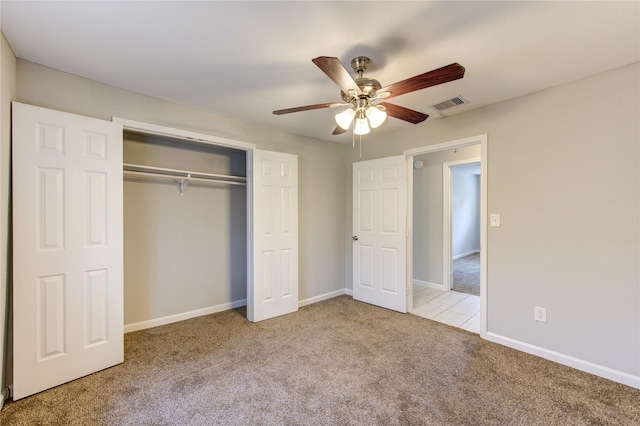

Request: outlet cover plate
left=534, top=306, right=547, bottom=323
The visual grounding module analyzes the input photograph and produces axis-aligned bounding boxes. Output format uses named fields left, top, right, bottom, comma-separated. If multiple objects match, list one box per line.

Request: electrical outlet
left=534, top=306, right=547, bottom=323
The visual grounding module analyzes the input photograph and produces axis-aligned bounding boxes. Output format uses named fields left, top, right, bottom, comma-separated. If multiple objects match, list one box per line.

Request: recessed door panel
left=262, top=251, right=274, bottom=301
left=86, top=172, right=107, bottom=247
left=381, top=188, right=398, bottom=234
left=38, top=274, right=66, bottom=360
left=86, top=269, right=108, bottom=346
left=38, top=167, right=65, bottom=251
left=281, top=249, right=291, bottom=297
left=84, top=132, right=107, bottom=160
left=281, top=187, right=291, bottom=235
left=381, top=247, right=398, bottom=293
left=359, top=190, right=374, bottom=233
left=358, top=245, right=374, bottom=289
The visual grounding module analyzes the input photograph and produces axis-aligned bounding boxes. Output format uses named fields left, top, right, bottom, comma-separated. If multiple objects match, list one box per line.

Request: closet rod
left=123, top=170, right=246, bottom=186
left=123, top=162, right=246, bottom=183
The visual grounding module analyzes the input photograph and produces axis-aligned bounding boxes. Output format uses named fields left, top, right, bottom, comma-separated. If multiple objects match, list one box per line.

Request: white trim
left=298, top=289, right=348, bottom=307
left=404, top=134, right=488, bottom=338
left=406, top=155, right=414, bottom=313
left=452, top=249, right=480, bottom=261
left=0, top=387, right=6, bottom=411
left=112, top=117, right=256, bottom=151
left=123, top=289, right=351, bottom=333
left=124, top=299, right=247, bottom=333
left=412, top=279, right=446, bottom=292
left=442, top=161, right=452, bottom=291
left=345, top=288, right=353, bottom=296
left=479, top=139, right=488, bottom=337
left=113, top=117, right=261, bottom=324
left=404, top=135, right=484, bottom=156
left=486, top=332, right=640, bottom=389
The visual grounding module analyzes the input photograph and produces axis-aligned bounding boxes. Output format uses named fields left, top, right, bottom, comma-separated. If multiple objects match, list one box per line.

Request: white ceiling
left=1, top=1, right=638, bottom=143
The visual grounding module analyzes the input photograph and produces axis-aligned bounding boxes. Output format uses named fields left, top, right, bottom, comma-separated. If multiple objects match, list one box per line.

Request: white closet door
left=353, top=155, right=407, bottom=313
left=12, top=102, right=124, bottom=399
left=250, top=149, right=298, bottom=322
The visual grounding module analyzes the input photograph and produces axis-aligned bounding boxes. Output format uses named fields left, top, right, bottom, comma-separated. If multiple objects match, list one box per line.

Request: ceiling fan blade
left=332, top=125, right=348, bottom=135
left=379, top=102, right=429, bottom=124
left=312, top=56, right=363, bottom=97
left=273, top=102, right=336, bottom=115
left=378, top=63, right=465, bottom=99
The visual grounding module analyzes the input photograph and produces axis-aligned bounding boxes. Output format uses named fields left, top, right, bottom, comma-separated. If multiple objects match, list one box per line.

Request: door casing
left=404, top=134, right=487, bottom=337
left=113, top=118, right=298, bottom=324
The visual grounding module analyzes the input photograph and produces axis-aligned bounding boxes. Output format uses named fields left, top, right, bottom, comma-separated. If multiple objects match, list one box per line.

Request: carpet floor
left=452, top=253, right=480, bottom=296
left=1, top=296, right=638, bottom=425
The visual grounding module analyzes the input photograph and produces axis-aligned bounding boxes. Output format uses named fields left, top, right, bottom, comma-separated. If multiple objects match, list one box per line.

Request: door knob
left=352, top=235, right=358, bottom=241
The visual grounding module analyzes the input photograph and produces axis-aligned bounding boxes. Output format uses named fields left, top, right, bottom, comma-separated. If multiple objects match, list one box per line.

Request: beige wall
left=0, top=31, right=16, bottom=405
left=14, top=59, right=348, bottom=309
left=346, top=63, right=640, bottom=378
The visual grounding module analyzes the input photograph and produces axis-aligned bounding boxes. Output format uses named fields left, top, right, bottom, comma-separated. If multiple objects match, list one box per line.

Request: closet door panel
left=12, top=102, right=124, bottom=400
left=250, top=149, right=298, bottom=322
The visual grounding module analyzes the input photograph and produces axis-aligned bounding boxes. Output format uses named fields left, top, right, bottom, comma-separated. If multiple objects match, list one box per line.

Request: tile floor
left=411, top=283, right=480, bottom=333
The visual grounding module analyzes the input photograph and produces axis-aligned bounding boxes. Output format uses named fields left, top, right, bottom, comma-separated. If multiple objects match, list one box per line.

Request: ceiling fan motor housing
left=340, top=56, right=383, bottom=102
left=273, top=56, right=463, bottom=131
left=340, top=78, right=382, bottom=102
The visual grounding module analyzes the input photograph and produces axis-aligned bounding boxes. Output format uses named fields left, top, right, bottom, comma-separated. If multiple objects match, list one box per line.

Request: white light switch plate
left=490, top=213, right=501, bottom=227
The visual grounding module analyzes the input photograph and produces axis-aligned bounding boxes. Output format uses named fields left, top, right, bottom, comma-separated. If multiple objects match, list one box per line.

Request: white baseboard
left=452, top=249, right=480, bottom=260
left=412, top=279, right=446, bottom=292
left=298, top=289, right=348, bottom=307
left=345, top=288, right=353, bottom=296
left=124, top=289, right=353, bottom=333
left=124, top=299, right=247, bottom=333
left=1, top=387, right=6, bottom=411
left=485, top=332, right=640, bottom=390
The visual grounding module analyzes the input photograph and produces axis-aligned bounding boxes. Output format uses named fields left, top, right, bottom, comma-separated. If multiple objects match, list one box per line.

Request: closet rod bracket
left=179, top=174, right=191, bottom=195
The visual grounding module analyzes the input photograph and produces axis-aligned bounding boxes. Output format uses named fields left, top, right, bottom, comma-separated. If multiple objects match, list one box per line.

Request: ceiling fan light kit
left=365, top=105, right=387, bottom=128
left=335, top=108, right=356, bottom=130
left=273, top=55, right=465, bottom=150
left=354, top=113, right=371, bottom=135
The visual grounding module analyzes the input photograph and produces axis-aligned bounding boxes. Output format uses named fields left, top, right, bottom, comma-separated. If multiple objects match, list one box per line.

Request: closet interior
left=123, top=130, right=248, bottom=330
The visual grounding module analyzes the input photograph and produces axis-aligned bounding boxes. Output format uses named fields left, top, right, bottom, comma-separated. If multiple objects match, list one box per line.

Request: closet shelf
left=123, top=163, right=246, bottom=194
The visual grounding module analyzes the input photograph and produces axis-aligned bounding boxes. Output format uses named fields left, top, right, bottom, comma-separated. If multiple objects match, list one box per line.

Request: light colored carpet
left=452, top=253, right=480, bottom=296
left=1, top=296, right=638, bottom=425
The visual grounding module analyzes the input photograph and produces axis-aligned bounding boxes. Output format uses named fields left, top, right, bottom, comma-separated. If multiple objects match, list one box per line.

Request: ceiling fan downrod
left=351, top=56, right=370, bottom=79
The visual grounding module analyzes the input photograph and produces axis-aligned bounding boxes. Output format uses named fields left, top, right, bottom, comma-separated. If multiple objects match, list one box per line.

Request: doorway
left=405, top=135, right=487, bottom=336
left=447, top=160, right=481, bottom=296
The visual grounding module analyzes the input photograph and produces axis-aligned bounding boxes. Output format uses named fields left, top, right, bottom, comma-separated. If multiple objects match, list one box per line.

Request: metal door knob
left=352, top=235, right=358, bottom=241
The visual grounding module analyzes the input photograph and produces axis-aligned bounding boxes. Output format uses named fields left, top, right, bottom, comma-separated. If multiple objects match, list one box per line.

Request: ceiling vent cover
left=431, top=95, right=469, bottom=111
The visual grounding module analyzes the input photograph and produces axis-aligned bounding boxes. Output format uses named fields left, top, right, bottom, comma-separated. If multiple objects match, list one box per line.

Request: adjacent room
left=0, top=1, right=638, bottom=424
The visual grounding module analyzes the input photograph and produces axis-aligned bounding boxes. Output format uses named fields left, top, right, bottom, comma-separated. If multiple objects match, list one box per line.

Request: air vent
left=431, top=95, right=469, bottom=112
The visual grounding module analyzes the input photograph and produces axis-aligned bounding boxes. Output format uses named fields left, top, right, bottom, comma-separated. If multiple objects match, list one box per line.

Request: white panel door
left=353, top=155, right=407, bottom=312
left=12, top=102, right=123, bottom=399
left=249, top=149, right=298, bottom=322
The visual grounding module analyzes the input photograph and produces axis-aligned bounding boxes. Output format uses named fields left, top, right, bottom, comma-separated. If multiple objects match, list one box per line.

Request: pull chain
left=359, top=134, right=362, bottom=158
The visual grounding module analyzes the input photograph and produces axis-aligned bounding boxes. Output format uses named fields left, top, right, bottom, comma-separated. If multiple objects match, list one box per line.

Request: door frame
left=443, top=158, right=481, bottom=292
left=404, top=134, right=487, bottom=337
left=112, top=118, right=267, bottom=320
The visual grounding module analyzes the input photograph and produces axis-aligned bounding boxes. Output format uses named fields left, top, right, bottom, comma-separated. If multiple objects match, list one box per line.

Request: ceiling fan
left=273, top=56, right=465, bottom=136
